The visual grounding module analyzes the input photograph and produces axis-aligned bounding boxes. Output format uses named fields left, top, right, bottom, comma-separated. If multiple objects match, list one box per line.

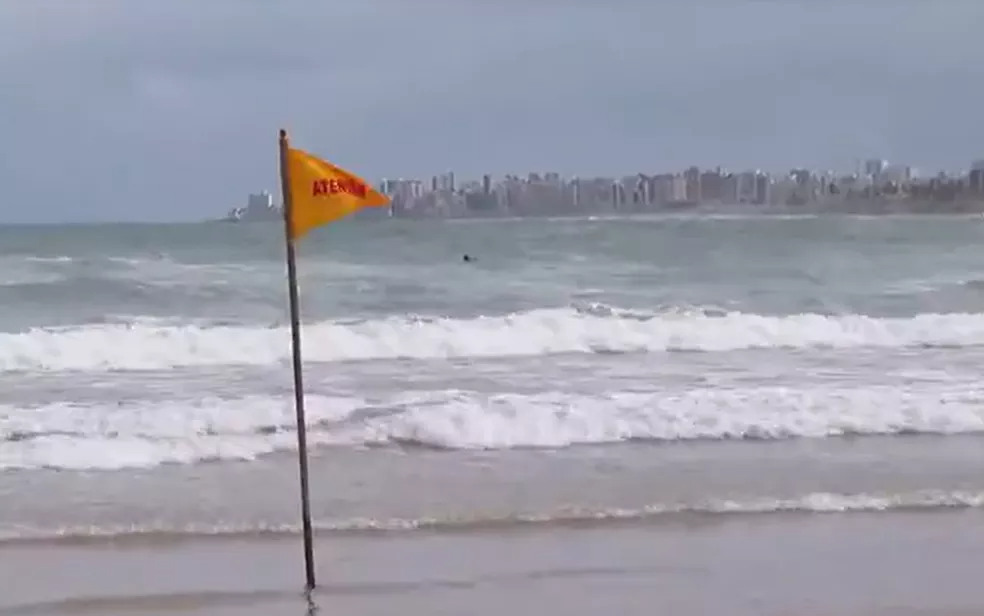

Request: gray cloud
left=2, top=0, right=983, bottom=222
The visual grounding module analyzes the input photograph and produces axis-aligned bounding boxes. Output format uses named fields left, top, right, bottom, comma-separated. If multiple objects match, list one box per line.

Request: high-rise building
left=684, top=166, right=701, bottom=202
left=754, top=172, right=771, bottom=205
left=970, top=160, right=984, bottom=193
left=669, top=174, right=688, bottom=202
left=865, top=158, right=887, bottom=177
left=246, top=191, right=273, bottom=209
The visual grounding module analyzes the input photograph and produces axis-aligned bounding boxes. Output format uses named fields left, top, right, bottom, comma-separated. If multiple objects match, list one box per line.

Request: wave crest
left=3, top=306, right=984, bottom=372
left=4, top=385, right=984, bottom=470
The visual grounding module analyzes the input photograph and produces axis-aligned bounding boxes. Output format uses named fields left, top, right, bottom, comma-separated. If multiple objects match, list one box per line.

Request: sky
left=2, top=0, right=984, bottom=223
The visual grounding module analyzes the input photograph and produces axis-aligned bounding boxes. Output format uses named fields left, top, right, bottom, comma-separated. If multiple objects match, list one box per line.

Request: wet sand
left=3, top=510, right=984, bottom=616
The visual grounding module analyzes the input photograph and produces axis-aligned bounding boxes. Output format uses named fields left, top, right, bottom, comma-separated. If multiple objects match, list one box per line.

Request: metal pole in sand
left=278, top=128, right=317, bottom=592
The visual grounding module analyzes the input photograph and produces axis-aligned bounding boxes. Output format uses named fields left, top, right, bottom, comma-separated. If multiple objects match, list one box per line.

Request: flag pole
left=278, top=128, right=317, bottom=592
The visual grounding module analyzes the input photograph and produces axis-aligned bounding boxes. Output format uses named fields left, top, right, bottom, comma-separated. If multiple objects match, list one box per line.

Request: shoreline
left=4, top=510, right=984, bottom=616
left=0, top=495, right=980, bottom=551
left=5, top=208, right=984, bottom=228
left=5, top=432, right=984, bottom=557
left=213, top=204, right=984, bottom=224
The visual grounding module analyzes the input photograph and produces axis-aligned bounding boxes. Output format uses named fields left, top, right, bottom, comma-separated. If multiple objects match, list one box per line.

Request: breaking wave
left=4, top=384, right=984, bottom=470
left=4, top=306, right=984, bottom=372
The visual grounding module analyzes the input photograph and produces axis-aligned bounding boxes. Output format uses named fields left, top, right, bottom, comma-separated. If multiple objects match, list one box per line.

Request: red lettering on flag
left=311, top=177, right=368, bottom=198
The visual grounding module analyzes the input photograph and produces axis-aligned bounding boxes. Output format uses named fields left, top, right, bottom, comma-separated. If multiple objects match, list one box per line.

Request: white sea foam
left=3, top=307, right=984, bottom=372
left=3, top=384, right=984, bottom=470
left=0, top=253, right=269, bottom=292
left=0, top=255, right=72, bottom=286
left=0, top=394, right=365, bottom=471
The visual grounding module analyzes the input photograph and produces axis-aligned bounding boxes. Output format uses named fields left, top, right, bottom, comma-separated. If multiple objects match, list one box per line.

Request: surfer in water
left=462, top=254, right=476, bottom=263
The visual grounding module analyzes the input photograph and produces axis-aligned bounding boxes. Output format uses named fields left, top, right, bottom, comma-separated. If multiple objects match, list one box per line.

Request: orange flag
left=284, top=146, right=390, bottom=240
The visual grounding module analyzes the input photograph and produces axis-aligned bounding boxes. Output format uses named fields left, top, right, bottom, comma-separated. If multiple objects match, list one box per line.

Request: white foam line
left=3, top=385, right=984, bottom=470
left=2, top=490, right=980, bottom=545
left=4, top=307, right=984, bottom=371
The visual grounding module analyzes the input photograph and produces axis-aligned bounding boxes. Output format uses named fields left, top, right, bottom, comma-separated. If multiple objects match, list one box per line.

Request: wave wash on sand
left=3, top=489, right=983, bottom=546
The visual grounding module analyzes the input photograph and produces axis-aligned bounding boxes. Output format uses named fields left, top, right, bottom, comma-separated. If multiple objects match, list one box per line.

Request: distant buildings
left=970, top=160, right=984, bottom=195
left=374, top=158, right=984, bottom=218
left=223, top=191, right=281, bottom=222
left=227, top=157, right=984, bottom=223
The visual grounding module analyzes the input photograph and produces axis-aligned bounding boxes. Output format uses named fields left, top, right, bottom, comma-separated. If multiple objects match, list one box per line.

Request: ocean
left=3, top=214, right=984, bottom=615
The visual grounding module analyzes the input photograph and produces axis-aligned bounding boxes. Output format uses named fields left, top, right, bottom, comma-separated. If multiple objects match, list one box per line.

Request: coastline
left=4, top=509, right=984, bottom=616
left=212, top=200, right=984, bottom=224
left=6, top=432, right=984, bottom=614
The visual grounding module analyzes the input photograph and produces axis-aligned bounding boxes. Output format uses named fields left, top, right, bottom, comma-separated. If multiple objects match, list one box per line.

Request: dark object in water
left=463, top=254, right=476, bottom=262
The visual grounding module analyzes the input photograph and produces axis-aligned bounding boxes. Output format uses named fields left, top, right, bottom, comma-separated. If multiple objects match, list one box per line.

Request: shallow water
left=3, top=215, right=984, bottom=545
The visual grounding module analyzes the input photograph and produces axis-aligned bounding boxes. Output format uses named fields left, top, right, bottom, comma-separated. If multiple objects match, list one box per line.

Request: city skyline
left=3, top=1, right=984, bottom=223
left=377, top=155, right=984, bottom=218
left=379, top=155, right=984, bottom=193
left=224, top=155, right=984, bottom=223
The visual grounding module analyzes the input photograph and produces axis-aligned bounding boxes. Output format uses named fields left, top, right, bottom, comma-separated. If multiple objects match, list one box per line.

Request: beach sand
left=3, top=510, right=984, bottom=616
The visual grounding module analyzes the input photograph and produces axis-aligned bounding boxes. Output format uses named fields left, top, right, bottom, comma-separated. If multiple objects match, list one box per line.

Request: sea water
left=3, top=214, right=984, bottom=543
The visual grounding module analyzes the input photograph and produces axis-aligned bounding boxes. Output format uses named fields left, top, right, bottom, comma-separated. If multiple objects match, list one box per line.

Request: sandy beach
left=3, top=509, right=984, bottom=616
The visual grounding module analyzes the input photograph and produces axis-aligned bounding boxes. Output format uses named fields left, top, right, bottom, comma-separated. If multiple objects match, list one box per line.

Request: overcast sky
left=2, top=0, right=984, bottom=223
